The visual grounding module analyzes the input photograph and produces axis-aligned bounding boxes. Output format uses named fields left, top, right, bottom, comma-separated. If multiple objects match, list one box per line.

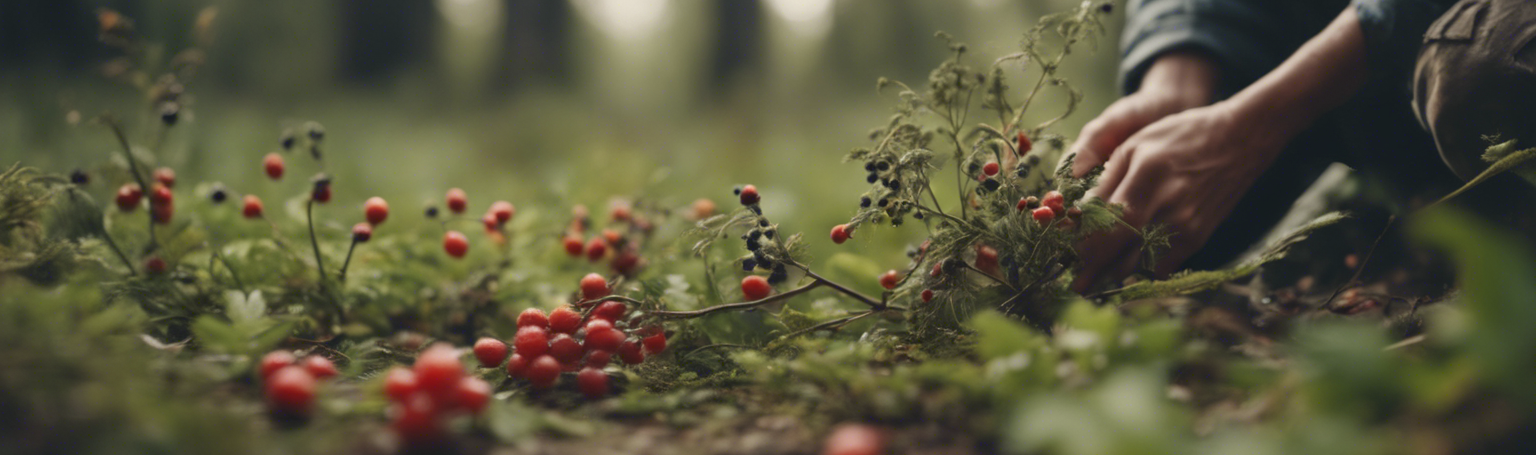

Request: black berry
left=864, top=162, right=876, bottom=172
left=69, top=169, right=89, bottom=185
left=982, top=178, right=1001, bottom=192
left=280, top=130, right=296, bottom=150
left=764, top=229, right=775, bottom=239
left=425, top=206, right=440, bottom=218
left=211, top=186, right=228, bottom=203
left=860, top=197, right=872, bottom=208
left=866, top=173, right=879, bottom=184
left=733, top=185, right=743, bottom=196
left=878, top=198, right=889, bottom=208
left=742, top=258, right=757, bottom=271
left=876, top=162, right=890, bottom=171
left=159, top=102, right=180, bottom=126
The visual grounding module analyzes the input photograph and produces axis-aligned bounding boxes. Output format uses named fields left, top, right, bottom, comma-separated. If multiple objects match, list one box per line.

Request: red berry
left=592, top=300, right=627, bottom=322
left=879, top=270, right=899, bottom=290
left=548, top=334, right=583, bottom=364
left=738, top=184, right=760, bottom=205
left=456, top=376, right=491, bottom=414
left=577, top=367, right=609, bottom=399
left=1016, top=196, right=1039, bottom=212
left=517, top=308, right=550, bottom=329
left=975, top=244, right=999, bottom=275
left=549, top=306, right=582, bottom=334
left=579, top=273, right=610, bottom=301
left=259, top=350, right=297, bottom=379
left=930, top=262, right=943, bottom=278
left=364, top=197, right=389, bottom=225
left=563, top=236, right=584, bottom=256
left=443, top=231, right=469, bottom=258
left=242, top=195, right=264, bottom=218
left=1017, top=132, right=1033, bottom=155
left=1042, top=191, right=1066, bottom=216
left=618, top=340, right=645, bottom=365
left=265, top=365, right=316, bottom=416
left=823, top=423, right=887, bottom=455
left=413, top=344, right=463, bottom=392
left=611, top=249, right=642, bottom=276
left=584, top=326, right=625, bottom=353
left=1031, top=206, right=1055, bottom=225
left=311, top=185, right=331, bottom=203
left=302, top=355, right=339, bottom=379
left=482, top=213, right=500, bottom=233
left=741, top=275, right=772, bottom=301
left=692, top=198, right=716, bottom=220
left=445, top=188, right=467, bottom=214
left=263, top=153, right=284, bottom=180
left=391, top=393, right=444, bottom=447
left=514, top=326, right=550, bottom=359
left=115, top=184, right=142, bottom=211
left=642, top=332, right=667, bottom=355
left=1067, top=206, right=1083, bottom=219
left=153, top=167, right=176, bottom=188
left=602, top=228, right=622, bottom=245
left=585, top=237, right=607, bottom=261
left=585, top=318, right=614, bottom=333
left=830, top=224, right=852, bottom=244
left=982, top=162, right=999, bottom=177
left=609, top=204, right=630, bottom=222
left=150, top=183, right=173, bottom=204
left=490, top=200, right=515, bottom=223
left=505, top=353, right=528, bottom=378
left=351, top=222, right=373, bottom=242
left=921, top=289, right=935, bottom=303
left=383, top=367, right=418, bottom=402
left=151, top=199, right=173, bottom=224
left=586, top=350, right=612, bottom=368
left=526, top=355, right=561, bottom=389
left=473, top=338, right=508, bottom=367
left=144, top=256, right=167, bottom=274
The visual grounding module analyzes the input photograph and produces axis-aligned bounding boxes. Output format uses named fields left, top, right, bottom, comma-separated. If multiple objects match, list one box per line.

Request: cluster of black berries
left=733, top=185, right=789, bottom=284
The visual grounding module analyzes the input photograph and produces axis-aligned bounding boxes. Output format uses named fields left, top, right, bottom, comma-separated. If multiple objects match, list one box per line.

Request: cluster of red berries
left=433, top=188, right=521, bottom=258
left=258, top=350, right=340, bottom=419
left=479, top=273, right=667, bottom=399
left=1016, top=190, right=1080, bottom=227
left=112, top=166, right=179, bottom=223
left=560, top=202, right=647, bottom=277
left=380, top=344, right=492, bottom=447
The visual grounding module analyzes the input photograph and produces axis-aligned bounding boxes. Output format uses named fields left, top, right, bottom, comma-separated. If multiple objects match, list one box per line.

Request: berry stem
left=651, top=280, right=825, bottom=319
left=338, top=238, right=358, bottom=283
left=101, top=227, right=136, bottom=276
left=101, top=115, right=157, bottom=252
left=305, top=199, right=329, bottom=284
left=776, top=310, right=878, bottom=341
left=800, top=268, right=883, bottom=309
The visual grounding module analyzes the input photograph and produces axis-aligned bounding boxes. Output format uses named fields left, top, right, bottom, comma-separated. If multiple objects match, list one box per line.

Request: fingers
left=1070, top=98, right=1159, bottom=177
left=1071, top=227, right=1139, bottom=293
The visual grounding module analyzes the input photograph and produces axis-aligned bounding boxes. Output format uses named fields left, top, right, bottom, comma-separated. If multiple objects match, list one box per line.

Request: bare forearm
left=1228, top=7, right=1368, bottom=141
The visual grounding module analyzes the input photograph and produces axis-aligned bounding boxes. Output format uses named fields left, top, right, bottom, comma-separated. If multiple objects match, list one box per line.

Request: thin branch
left=651, top=281, right=825, bottom=319
left=962, top=262, right=1017, bottom=292
left=802, top=269, right=883, bottom=309
left=101, top=115, right=157, bottom=251
left=305, top=199, right=328, bottom=284
left=338, top=239, right=358, bottom=282
left=102, top=230, right=136, bottom=276
left=776, top=310, right=877, bottom=341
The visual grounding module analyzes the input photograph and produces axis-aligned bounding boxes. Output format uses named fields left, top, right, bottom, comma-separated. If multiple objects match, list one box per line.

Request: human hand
left=1070, top=51, right=1219, bottom=176
left=1069, top=99, right=1294, bottom=292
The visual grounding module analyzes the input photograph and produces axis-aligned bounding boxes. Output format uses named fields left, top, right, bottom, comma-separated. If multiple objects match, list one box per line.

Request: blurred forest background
left=0, top=0, right=1121, bottom=264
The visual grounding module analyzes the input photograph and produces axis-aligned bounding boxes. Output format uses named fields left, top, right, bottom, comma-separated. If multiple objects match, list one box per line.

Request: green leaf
left=970, top=310, right=1044, bottom=361
left=225, top=290, right=266, bottom=324
left=1409, top=207, right=1536, bottom=407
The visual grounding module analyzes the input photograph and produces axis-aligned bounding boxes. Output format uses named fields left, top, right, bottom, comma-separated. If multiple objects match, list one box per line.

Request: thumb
left=1070, top=98, right=1158, bottom=177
